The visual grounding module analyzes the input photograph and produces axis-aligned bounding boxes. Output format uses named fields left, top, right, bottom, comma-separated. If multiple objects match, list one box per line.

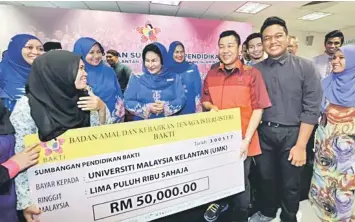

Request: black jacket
left=0, top=165, right=10, bottom=189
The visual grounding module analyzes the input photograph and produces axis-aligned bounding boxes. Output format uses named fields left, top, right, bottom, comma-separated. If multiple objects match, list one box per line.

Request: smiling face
left=331, top=50, right=345, bottom=73
left=325, top=37, right=342, bottom=56
left=85, top=44, right=102, bottom=66
left=173, top=44, right=185, bottom=63
left=144, top=51, right=162, bottom=74
left=74, top=60, right=88, bottom=89
left=248, top=37, right=263, bottom=60
left=21, top=39, right=44, bottom=65
left=106, top=53, right=118, bottom=66
left=218, top=35, right=239, bottom=68
left=262, top=24, right=288, bottom=58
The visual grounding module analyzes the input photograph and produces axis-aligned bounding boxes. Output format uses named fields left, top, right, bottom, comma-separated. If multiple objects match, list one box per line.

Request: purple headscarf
left=322, top=45, right=355, bottom=109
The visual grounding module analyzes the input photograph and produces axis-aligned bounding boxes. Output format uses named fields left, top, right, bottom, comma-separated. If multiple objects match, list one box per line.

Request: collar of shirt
left=245, top=60, right=253, bottom=66
left=113, top=61, right=122, bottom=68
left=323, top=51, right=333, bottom=58
left=218, top=59, right=243, bottom=74
left=265, top=51, right=289, bottom=66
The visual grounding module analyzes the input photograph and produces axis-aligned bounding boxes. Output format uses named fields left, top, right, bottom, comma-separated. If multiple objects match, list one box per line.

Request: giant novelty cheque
left=25, top=108, right=244, bottom=222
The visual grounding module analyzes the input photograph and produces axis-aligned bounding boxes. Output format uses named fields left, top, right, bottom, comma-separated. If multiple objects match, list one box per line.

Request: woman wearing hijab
left=168, top=41, right=202, bottom=115
left=124, top=42, right=186, bottom=121
left=10, top=50, right=113, bottom=221
left=0, top=34, right=43, bottom=112
left=0, top=99, right=40, bottom=222
left=73, top=37, right=125, bottom=123
left=309, top=45, right=355, bottom=222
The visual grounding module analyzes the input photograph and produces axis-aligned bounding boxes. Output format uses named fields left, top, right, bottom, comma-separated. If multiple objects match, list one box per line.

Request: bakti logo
left=41, top=138, right=65, bottom=156
left=136, top=21, right=161, bottom=43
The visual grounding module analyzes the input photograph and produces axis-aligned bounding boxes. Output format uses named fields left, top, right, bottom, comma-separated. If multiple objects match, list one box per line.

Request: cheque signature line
left=86, top=160, right=235, bottom=199
left=85, top=148, right=236, bottom=184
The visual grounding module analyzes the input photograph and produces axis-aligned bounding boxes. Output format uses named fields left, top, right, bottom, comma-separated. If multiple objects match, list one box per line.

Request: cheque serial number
left=92, top=177, right=209, bottom=220
left=209, top=134, right=234, bottom=144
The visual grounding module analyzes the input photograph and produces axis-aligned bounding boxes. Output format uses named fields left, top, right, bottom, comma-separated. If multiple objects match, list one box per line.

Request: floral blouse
left=111, top=96, right=125, bottom=123
left=10, top=96, right=113, bottom=210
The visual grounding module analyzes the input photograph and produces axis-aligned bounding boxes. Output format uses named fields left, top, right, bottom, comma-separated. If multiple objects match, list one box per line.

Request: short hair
left=218, top=30, right=241, bottom=46
left=106, top=49, right=119, bottom=57
left=245, top=33, right=262, bottom=48
left=260, top=16, right=288, bottom=36
left=142, top=43, right=163, bottom=65
left=324, top=30, right=344, bottom=45
left=288, top=35, right=298, bottom=45
left=43, top=42, right=62, bottom=52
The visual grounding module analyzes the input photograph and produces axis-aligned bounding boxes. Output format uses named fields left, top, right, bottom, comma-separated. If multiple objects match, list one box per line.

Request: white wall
left=290, top=30, right=326, bottom=59
left=0, top=5, right=40, bottom=58
left=251, top=26, right=326, bottom=59
left=341, top=26, right=355, bottom=45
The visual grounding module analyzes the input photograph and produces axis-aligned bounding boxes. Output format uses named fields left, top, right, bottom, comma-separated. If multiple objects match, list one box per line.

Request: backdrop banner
left=0, top=5, right=252, bottom=77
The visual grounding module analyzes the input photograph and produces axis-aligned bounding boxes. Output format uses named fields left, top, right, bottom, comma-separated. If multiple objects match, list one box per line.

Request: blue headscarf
left=0, top=51, right=7, bottom=93
left=322, top=45, right=355, bottom=109
left=0, top=34, right=41, bottom=100
left=167, top=41, right=190, bottom=73
left=73, top=37, right=122, bottom=113
left=138, top=42, right=177, bottom=89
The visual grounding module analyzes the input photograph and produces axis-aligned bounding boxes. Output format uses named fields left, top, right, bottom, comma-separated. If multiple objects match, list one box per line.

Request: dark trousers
left=156, top=158, right=252, bottom=222
left=210, top=157, right=252, bottom=222
left=248, top=158, right=260, bottom=216
left=230, top=157, right=252, bottom=222
left=255, top=125, right=302, bottom=222
left=152, top=158, right=251, bottom=222
left=300, top=124, right=317, bottom=201
left=306, top=124, right=317, bottom=163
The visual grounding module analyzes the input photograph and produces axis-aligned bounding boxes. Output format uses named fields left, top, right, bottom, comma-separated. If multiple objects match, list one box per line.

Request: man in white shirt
left=313, top=30, right=344, bottom=79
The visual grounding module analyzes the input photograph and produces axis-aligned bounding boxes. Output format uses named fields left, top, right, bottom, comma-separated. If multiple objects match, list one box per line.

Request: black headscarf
left=26, top=50, right=90, bottom=142
left=0, top=99, right=15, bottom=135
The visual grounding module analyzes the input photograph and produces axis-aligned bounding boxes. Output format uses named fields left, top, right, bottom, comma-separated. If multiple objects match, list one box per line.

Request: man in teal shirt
left=106, top=49, right=132, bottom=93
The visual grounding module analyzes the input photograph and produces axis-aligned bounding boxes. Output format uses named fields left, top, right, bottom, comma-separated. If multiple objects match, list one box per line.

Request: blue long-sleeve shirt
left=178, top=63, right=202, bottom=115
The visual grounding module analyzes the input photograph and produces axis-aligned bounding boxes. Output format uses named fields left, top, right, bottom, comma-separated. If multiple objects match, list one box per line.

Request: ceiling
left=0, top=1, right=353, bottom=33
